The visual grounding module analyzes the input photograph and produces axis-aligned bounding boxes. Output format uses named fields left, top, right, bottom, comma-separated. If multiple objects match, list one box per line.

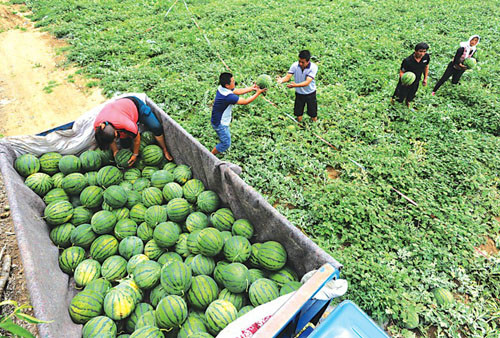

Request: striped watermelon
left=141, top=131, right=156, bottom=145
left=59, top=246, right=85, bottom=274
left=151, top=170, right=174, bottom=189
left=257, top=241, right=287, bottom=271
left=187, top=230, right=202, bottom=255
left=133, top=177, right=151, bottom=192
left=44, top=200, right=73, bottom=225
left=232, top=219, right=254, bottom=239
left=248, top=268, right=266, bottom=284
left=80, top=185, right=104, bottom=209
left=119, top=236, right=144, bottom=260
left=166, top=198, right=190, bottom=222
left=248, top=278, right=279, bottom=307
left=25, top=172, right=53, bottom=196
left=130, top=203, right=147, bottom=223
left=173, top=165, right=192, bottom=185
left=156, top=295, right=188, bottom=329
left=114, top=218, right=138, bottom=240
left=158, top=252, right=183, bottom=266
left=197, top=191, right=220, bottom=213
left=196, top=227, right=223, bottom=257
left=142, top=145, right=164, bottom=166
left=15, top=153, right=40, bottom=177
left=90, top=235, right=119, bottom=263
left=221, top=263, right=249, bottom=293
left=190, top=254, right=215, bottom=276
left=205, top=299, right=238, bottom=335
left=187, top=275, right=219, bottom=310
left=280, top=281, right=302, bottom=296
left=163, top=162, right=177, bottom=173
left=162, top=182, right=183, bottom=202
left=71, top=206, right=92, bottom=226
left=126, top=190, right=143, bottom=209
left=178, top=315, right=208, bottom=338
left=144, top=239, right=165, bottom=260
left=116, top=279, right=144, bottom=304
left=71, top=223, right=97, bottom=249
left=124, top=168, right=142, bottom=182
left=136, top=222, right=154, bottom=242
left=103, top=185, right=128, bottom=208
left=82, top=315, right=117, bottom=338
left=101, top=255, right=128, bottom=281
left=184, top=255, right=195, bottom=267
left=39, top=152, right=62, bottom=175
left=153, top=222, right=181, bottom=248
left=97, top=165, right=123, bottom=188
left=59, top=155, right=81, bottom=174
left=150, top=285, right=169, bottom=308
left=135, top=310, right=157, bottom=330
left=125, top=302, right=154, bottom=333
left=218, top=288, right=245, bottom=311
left=187, top=332, right=213, bottom=338
left=210, top=208, right=234, bottom=231
left=104, top=288, right=136, bottom=320
left=84, top=171, right=99, bottom=186
left=115, top=149, right=133, bottom=169
left=49, top=223, right=75, bottom=248
left=248, top=243, right=262, bottom=267
left=145, top=205, right=167, bottom=228
left=91, top=210, right=117, bottom=234
left=186, top=212, right=209, bottom=233
left=120, top=180, right=134, bottom=191
left=51, top=172, right=65, bottom=188
left=142, top=187, right=163, bottom=207
left=113, top=206, right=130, bottom=220
left=127, top=254, right=149, bottom=275
left=182, top=179, right=205, bottom=203
left=74, top=259, right=102, bottom=287
left=80, top=150, right=102, bottom=172
left=160, top=261, right=192, bottom=296
left=130, top=325, right=163, bottom=338
left=43, top=188, right=69, bottom=205
left=175, top=233, right=190, bottom=258
left=213, top=261, right=230, bottom=286
left=238, top=305, right=254, bottom=318
left=133, top=260, right=162, bottom=290
left=84, top=278, right=112, bottom=299
left=68, top=290, right=103, bottom=324
left=141, top=166, right=159, bottom=180
left=133, top=157, right=146, bottom=171
left=220, top=231, right=232, bottom=244
left=268, top=266, right=298, bottom=287
left=433, top=288, right=454, bottom=308
left=95, top=149, right=113, bottom=166
left=223, top=236, right=251, bottom=263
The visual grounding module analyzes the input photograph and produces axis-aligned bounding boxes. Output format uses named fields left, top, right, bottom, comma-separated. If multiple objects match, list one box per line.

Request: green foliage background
left=24, top=0, right=500, bottom=336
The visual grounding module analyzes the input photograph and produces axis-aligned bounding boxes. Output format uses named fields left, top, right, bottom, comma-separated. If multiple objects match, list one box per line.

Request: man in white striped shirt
left=277, top=50, right=318, bottom=122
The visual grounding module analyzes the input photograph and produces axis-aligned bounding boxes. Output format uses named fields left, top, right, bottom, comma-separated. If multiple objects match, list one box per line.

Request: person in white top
left=277, top=50, right=319, bottom=122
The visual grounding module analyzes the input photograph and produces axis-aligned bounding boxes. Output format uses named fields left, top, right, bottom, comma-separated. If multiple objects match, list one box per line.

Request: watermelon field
left=10, top=0, right=500, bottom=336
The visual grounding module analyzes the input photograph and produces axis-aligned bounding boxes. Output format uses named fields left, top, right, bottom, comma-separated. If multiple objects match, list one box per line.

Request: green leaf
left=0, top=300, right=18, bottom=307
left=0, top=318, right=35, bottom=338
left=15, top=312, right=53, bottom=324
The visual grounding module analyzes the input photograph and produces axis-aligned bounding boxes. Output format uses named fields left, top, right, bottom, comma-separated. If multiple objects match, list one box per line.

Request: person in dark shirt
left=432, top=35, right=480, bottom=95
left=391, top=42, right=430, bottom=108
left=210, top=73, right=266, bottom=155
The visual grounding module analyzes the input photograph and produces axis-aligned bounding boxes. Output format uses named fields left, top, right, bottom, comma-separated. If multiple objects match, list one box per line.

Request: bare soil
left=0, top=1, right=105, bottom=336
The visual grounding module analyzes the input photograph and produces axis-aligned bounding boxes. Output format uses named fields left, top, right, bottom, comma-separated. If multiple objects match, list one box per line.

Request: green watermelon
left=126, top=190, right=143, bottom=209
left=162, top=182, right=184, bottom=201
left=133, top=260, right=162, bottom=290
left=143, top=239, right=165, bottom=260
left=119, top=236, right=145, bottom=260
left=68, top=290, right=103, bottom=324
left=141, top=131, right=156, bottom=145
left=84, top=278, right=112, bottom=299
left=97, top=165, right=123, bottom=188
left=145, top=205, right=167, bottom=228
left=248, top=278, right=279, bottom=306
left=153, top=221, right=181, bottom=248
left=268, top=266, right=298, bottom=287
left=150, top=169, right=174, bottom=189
left=136, top=222, right=154, bottom=242
left=84, top=171, right=99, bottom=186
left=25, top=172, right=53, bottom=196
left=401, top=71, right=416, bottom=86
left=211, top=208, right=235, bottom=231
left=80, top=185, right=104, bottom=209
left=49, top=223, right=75, bottom=248
left=115, top=149, right=133, bottom=169
left=186, top=212, right=209, bottom=233
left=156, top=295, right=188, bottom=329
left=90, top=234, right=119, bottom=263
left=101, top=255, right=128, bottom=281
left=142, top=145, right=164, bottom=166
left=103, top=185, right=128, bottom=208
left=43, top=188, right=69, bottom=205
left=114, top=218, right=138, bottom=240
left=113, top=206, right=130, bottom=220
left=91, top=210, right=117, bottom=234
left=175, top=233, right=190, bottom=258
left=248, top=268, right=266, bottom=284
left=71, top=223, right=97, bottom=248
left=280, top=281, right=302, bottom=296
left=74, top=259, right=101, bottom=287
left=59, top=155, right=81, bottom=174
left=44, top=200, right=73, bottom=225
left=71, top=206, right=92, bottom=226
left=130, top=203, right=147, bottom=223
left=15, top=153, right=40, bottom=177
left=51, top=172, right=65, bottom=188
left=257, top=241, right=287, bottom=270
left=197, top=191, right=220, bottom=213
left=187, top=275, right=219, bottom=310
left=205, top=299, right=237, bottom=335
left=178, top=315, right=208, bottom=338
left=39, top=152, right=62, bottom=175
left=218, top=288, right=245, bottom=311
left=82, top=315, right=117, bottom=338
left=160, top=261, right=192, bottom=296
left=59, top=246, right=85, bottom=274
left=223, top=236, right=251, bottom=263
left=124, top=168, right=142, bottom=183
left=127, top=254, right=150, bottom=275
left=79, top=150, right=102, bottom=172
left=173, top=165, right=192, bottom=185
left=464, top=57, right=477, bottom=69
left=166, top=198, right=190, bottom=222
left=150, top=285, right=169, bottom=308
left=232, top=219, right=254, bottom=239
left=103, top=288, right=136, bottom=320
left=157, top=252, right=183, bottom=266
left=141, top=187, right=163, bottom=207
left=190, top=254, right=216, bottom=276
left=433, top=287, right=454, bottom=308
left=125, top=302, right=154, bottom=333
left=133, top=177, right=151, bottom=192
left=221, top=263, right=249, bottom=293
left=256, top=74, right=273, bottom=89
left=196, top=227, right=223, bottom=257
left=182, top=179, right=205, bottom=203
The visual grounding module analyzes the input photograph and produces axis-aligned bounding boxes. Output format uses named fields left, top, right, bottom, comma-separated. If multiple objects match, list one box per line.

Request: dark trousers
left=392, top=78, right=420, bottom=103
left=433, top=62, right=465, bottom=92
left=294, top=91, right=317, bottom=118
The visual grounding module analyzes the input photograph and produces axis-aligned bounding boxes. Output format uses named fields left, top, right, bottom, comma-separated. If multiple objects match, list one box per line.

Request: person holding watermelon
left=94, top=96, right=173, bottom=166
left=391, top=42, right=430, bottom=108
left=432, top=35, right=480, bottom=95
left=210, top=73, right=266, bottom=155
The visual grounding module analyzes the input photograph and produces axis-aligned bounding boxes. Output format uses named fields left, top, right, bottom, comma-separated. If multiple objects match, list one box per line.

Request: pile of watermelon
left=13, top=131, right=302, bottom=338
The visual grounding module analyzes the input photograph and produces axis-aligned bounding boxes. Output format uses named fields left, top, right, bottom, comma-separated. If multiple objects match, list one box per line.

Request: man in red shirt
left=94, top=96, right=172, bottom=166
